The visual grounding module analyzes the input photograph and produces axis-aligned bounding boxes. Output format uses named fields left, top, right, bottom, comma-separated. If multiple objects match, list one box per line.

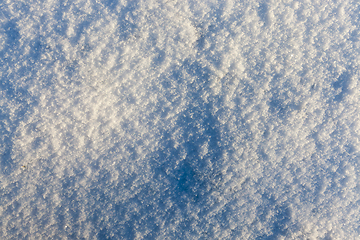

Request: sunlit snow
left=1, top=0, right=360, bottom=239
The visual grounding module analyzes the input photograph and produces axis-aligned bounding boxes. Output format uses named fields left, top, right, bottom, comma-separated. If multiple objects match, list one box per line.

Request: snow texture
left=1, top=0, right=360, bottom=239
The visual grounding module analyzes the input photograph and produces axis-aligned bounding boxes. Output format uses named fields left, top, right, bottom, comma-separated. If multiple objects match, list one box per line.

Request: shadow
left=268, top=83, right=300, bottom=120
left=333, top=72, right=352, bottom=102
left=29, top=38, right=43, bottom=62
left=258, top=2, right=269, bottom=26
left=4, top=20, right=21, bottom=47
left=53, top=0, right=70, bottom=36
left=350, top=30, right=360, bottom=42
left=269, top=98, right=287, bottom=117
left=114, top=0, right=140, bottom=41
left=256, top=193, right=292, bottom=239
left=152, top=48, right=166, bottom=66
left=272, top=205, right=291, bottom=237
left=0, top=20, right=39, bottom=175
left=152, top=101, right=223, bottom=204
left=145, top=59, right=226, bottom=237
left=104, top=0, right=118, bottom=10
left=71, top=20, right=91, bottom=45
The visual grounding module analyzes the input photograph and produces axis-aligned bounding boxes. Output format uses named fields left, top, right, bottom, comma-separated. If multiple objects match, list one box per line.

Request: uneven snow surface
left=1, top=0, right=360, bottom=239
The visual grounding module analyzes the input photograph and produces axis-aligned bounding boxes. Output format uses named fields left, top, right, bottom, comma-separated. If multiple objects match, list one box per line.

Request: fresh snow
left=1, top=0, right=360, bottom=239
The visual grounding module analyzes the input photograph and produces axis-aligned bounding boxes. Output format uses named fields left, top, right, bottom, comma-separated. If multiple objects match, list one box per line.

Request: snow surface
left=1, top=0, right=360, bottom=239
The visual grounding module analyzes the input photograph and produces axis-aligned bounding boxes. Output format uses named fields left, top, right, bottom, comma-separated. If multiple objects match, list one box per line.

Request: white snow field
left=1, top=0, right=360, bottom=239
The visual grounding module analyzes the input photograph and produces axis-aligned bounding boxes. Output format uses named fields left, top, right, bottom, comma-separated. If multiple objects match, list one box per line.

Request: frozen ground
left=0, top=0, right=360, bottom=239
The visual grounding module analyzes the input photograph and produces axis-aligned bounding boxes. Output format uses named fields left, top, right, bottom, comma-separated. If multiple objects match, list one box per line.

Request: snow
left=1, top=0, right=360, bottom=239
